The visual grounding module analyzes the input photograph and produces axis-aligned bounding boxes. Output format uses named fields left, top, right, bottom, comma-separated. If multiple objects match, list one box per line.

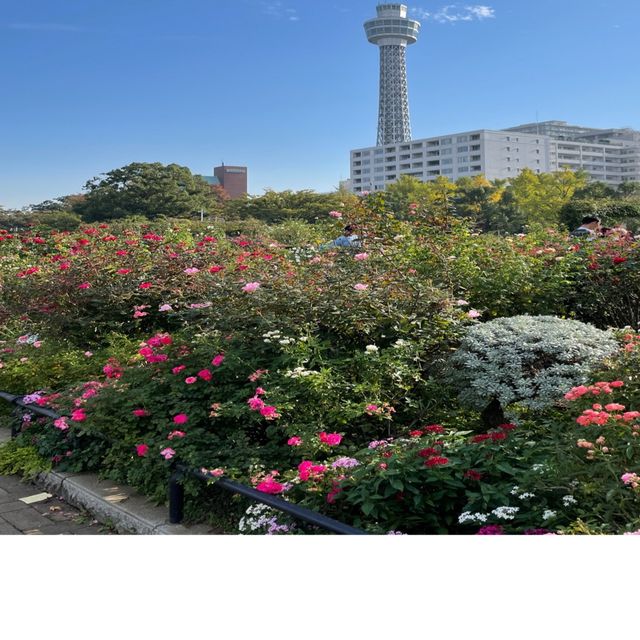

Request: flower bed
left=2, top=204, right=640, bottom=533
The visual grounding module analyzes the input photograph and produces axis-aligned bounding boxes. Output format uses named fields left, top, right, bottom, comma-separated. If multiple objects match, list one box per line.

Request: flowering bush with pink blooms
left=3, top=203, right=640, bottom=533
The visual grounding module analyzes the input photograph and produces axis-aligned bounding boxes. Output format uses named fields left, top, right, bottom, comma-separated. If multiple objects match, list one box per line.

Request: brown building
left=213, top=165, right=248, bottom=199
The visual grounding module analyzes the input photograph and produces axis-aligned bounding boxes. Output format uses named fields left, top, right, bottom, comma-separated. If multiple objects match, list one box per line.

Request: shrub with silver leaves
left=448, top=315, right=618, bottom=411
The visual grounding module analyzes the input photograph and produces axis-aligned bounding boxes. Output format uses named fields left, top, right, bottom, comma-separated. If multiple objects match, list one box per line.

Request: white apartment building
left=349, top=121, right=640, bottom=193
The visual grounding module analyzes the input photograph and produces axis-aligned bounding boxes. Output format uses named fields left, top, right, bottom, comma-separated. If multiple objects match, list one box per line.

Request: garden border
left=0, top=391, right=367, bottom=535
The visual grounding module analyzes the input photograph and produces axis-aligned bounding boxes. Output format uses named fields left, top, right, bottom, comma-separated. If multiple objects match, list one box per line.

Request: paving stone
left=0, top=521, right=21, bottom=535
left=2, top=506, right=52, bottom=530
left=0, top=487, right=11, bottom=502
left=0, top=475, right=31, bottom=493
left=0, top=500, right=30, bottom=515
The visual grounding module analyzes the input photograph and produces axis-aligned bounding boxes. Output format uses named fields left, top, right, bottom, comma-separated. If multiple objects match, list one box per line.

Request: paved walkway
left=0, top=474, right=116, bottom=535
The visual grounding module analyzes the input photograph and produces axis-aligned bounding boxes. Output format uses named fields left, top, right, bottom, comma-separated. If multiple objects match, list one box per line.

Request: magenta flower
left=172, top=365, right=186, bottom=375
left=287, top=436, right=303, bottom=446
left=256, top=479, right=285, bottom=494
left=139, top=282, right=152, bottom=289
left=247, top=396, right=265, bottom=411
left=160, top=448, right=176, bottom=460
left=198, top=369, right=213, bottom=381
left=136, top=444, right=149, bottom=457
left=211, top=354, right=225, bottom=367
left=132, top=409, right=150, bottom=418
left=260, top=405, right=280, bottom=420
left=173, top=414, right=189, bottom=425
left=476, top=525, right=504, bottom=535
left=185, top=376, right=198, bottom=384
left=167, top=430, right=186, bottom=440
left=78, top=282, right=91, bottom=289
left=319, top=432, right=342, bottom=446
left=354, top=253, right=369, bottom=261
left=71, top=409, right=87, bottom=422
left=184, top=268, right=200, bottom=275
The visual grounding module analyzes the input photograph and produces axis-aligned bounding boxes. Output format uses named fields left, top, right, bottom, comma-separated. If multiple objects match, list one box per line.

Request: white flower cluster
left=511, top=486, right=535, bottom=500
left=458, top=511, right=489, bottom=524
left=492, top=506, right=520, bottom=520
left=562, top=495, right=577, bottom=506
left=393, top=339, right=410, bottom=349
left=262, top=330, right=304, bottom=346
left=449, top=316, right=618, bottom=411
left=365, top=344, right=379, bottom=354
left=543, top=510, right=557, bottom=520
left=238, top=503, right=293, bottom=535
left=284, top=366, right=319, bottom=379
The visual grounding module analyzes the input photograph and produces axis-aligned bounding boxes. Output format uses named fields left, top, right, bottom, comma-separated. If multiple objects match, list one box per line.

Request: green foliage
left=223, top=189, right=357, bottom=224
left=0, top=440, right=51, bottom=478
left=74, top=162, right=218, bottom=222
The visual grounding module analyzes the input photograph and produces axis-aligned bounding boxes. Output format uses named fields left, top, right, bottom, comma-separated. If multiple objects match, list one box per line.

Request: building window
left=457, top=135, right=468, bottom=143
left=458, top=145, right=468, bottom=152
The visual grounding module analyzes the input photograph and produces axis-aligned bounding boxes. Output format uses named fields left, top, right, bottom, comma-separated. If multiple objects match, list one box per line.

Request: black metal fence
left=0, top=391, right=366, bottom=535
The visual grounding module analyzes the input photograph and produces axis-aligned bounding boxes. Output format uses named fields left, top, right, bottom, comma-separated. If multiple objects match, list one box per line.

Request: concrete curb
left=1, top=427, right=219, bottom=535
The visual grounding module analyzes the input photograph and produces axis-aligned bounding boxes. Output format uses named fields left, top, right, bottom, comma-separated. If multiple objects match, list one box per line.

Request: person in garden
left=320, top=224, right=361, bottom=250
left=570, top=215, right=601, bottom=238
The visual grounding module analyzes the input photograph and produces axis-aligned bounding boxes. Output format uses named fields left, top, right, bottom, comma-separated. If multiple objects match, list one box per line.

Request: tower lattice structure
left=364, top=4, right=421, bottom=146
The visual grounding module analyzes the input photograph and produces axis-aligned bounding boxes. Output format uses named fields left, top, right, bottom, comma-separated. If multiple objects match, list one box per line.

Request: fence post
left=168, top=470, right=184, bottom=524
left=11, top=406, right=23, bottom=439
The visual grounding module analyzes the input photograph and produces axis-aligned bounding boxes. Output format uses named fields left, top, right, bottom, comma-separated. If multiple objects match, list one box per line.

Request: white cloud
left=412, top=5, right=496, bottom=24
left=260, top=1, right=300, bottom=22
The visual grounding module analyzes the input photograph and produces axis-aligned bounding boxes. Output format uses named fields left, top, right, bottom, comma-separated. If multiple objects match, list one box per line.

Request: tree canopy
left=74, top=162, right=221, bottom=222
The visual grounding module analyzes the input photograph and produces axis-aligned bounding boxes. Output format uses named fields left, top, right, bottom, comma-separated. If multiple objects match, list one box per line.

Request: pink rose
left=319, top=432, right=342, bottom=446
left=211, top=354, right=225, bottom=367
left=287, top=436, right=303, bottom=446
left=160, top=448, right=176, bottom=460
left=136, top=444, right=149, bottom=457
left=173, top=414, right=188, bottom=425
left=132, top=409, right=150, bottom=417
left=256, top=479, right=285, bottom=494
left=185, top=376, right=198, bottom=384
left=242, top=282, right=261, bottom=293
left=198, top=369, right=213, bottom=381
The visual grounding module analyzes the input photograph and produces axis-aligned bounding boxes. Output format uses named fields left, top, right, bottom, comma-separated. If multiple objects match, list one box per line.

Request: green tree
left=509, top=168, right=588, bottom=227
left=74, top=163, right=217, bottom=222
left=222, top=189, right=356, bottom=224
left=385, top=175, right=457, bottom=219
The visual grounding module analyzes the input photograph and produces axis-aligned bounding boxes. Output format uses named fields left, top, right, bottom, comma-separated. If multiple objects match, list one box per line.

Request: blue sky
left=1, top=0, right=639, bottom=208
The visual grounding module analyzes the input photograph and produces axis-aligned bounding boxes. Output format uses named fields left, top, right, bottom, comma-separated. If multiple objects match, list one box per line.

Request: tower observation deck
left=364, top=4, right=420, bottom=146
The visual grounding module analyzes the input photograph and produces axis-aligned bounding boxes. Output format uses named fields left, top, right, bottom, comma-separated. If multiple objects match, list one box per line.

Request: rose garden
left=2, top=174, right=640, bottom=535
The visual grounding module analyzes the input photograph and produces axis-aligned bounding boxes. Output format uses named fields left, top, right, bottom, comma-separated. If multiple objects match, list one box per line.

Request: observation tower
left=364, top=4, right=421, bottom=145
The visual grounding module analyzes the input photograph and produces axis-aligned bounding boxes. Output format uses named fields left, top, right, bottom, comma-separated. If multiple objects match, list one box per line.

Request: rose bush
left=3, top=202, right=640, bottom=534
